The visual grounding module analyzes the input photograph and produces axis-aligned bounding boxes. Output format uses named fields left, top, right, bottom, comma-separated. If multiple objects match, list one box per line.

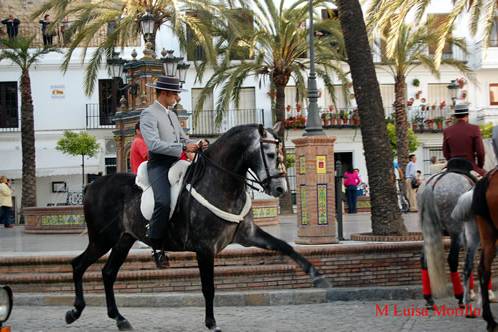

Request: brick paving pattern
left=7, top=300, right=492, bottom=331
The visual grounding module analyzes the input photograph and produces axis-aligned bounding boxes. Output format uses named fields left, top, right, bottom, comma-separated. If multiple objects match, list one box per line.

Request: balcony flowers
left=321, top=112, right=332, bottom=127
left=434, top=116, right=444, bottom=129
left=425, top=118, right=434, bottom=129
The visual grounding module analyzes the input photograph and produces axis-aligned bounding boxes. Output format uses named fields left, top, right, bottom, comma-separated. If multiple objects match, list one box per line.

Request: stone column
left=292, top=136, right=338, bottom=244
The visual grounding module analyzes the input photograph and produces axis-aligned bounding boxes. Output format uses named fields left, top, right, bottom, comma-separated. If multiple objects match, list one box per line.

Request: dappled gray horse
left=419, top=159, right=479, bottom=309
left=64, top=124, right=330, bottom=331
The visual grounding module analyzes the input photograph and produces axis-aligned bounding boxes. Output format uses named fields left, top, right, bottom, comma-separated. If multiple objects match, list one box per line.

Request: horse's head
left=247, top=123, right=287, bottom=197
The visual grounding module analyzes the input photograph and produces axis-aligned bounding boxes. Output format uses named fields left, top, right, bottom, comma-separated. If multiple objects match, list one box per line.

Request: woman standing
left=343, top=167, right=361, bottom=214
left=0, top=176, right=14, bottom=228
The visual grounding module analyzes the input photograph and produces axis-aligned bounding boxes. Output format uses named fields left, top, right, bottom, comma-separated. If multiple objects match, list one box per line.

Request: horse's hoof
left=211, top=327, right=222, bottom=332
left=65, top=309, right=80, bottom=324
left=312, top=276, right=331, bottom=288
left=117, top=319, right=133, bottom=331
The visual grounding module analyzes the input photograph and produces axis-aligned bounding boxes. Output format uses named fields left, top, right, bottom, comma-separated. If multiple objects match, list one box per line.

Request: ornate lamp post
left=304, top=0, right=325, bottom=136
left=109, top=9, right=191, bottom=173
left=447, top=79, right=459, bottom=108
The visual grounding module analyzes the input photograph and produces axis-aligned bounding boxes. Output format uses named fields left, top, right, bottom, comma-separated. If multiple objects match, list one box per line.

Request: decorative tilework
left=317, top=184, right=328, bottom=225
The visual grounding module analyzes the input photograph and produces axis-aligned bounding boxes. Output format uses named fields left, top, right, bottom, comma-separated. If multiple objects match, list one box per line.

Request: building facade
left=1, top=0, right=498, bottom=218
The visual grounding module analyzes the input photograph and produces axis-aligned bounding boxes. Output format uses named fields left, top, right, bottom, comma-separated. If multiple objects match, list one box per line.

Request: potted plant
left=457, top=77, right=466, bottom=89
left=331, top=112, right=337, bottom=125
left=352, top=109, right=360, bottom=126
left=425, top=118, right=434, bottom=130
left=285, top=116, right=295, bottom=129
left=434, top=116, right=444, bottom=129
left=340, top=110, right=349, bottom=125
left=412, top=78, right=420, bottom=87
left=295, top=115, right=306, bottom=128
left=321, top=112, right=332, bottom=127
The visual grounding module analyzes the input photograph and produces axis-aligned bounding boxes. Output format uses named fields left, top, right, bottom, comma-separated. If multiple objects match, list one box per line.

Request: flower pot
left=436, top=122, right=443, bottom=129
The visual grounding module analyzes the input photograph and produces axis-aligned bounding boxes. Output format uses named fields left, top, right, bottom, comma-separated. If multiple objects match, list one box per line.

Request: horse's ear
left=258, top=124, right=266, bottom=137
left=273, top=121, right=282, bottom=134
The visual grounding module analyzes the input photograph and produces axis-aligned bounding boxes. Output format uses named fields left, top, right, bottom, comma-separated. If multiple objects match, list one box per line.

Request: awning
left=2, top=148, right=102, bottom=179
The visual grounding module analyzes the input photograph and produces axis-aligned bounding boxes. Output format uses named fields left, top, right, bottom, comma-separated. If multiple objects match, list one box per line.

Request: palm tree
left=191, top=0, right=348, bottom=213
left=366, top=0, right=497, bottom=67
left=32, top=0, right=216, bottom=95
left=193, top=0, right=347, bottom=134
left=0, top=37, right=59, bottom=208
left=375, top=22, right=471, bottom=174
left=336, top=0, right=406, bottom=235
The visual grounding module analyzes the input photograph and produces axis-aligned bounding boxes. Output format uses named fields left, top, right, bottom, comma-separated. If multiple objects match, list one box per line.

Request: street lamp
left=303, top=0, right=325, bottom=136
left=177, top=59, right=191, bottom=84
left=447, top=79, right=459, bottom=108
left=107, top=51, right=126, bottom=80
left=140, top=11, right=155, bottom=39
left=161, top=49, right=182, bottom=77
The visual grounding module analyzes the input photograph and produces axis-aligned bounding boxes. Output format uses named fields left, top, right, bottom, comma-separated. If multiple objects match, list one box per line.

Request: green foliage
left=56, top=131, right=100, bottom=158
left=386, top=123, right=420, bottom=155
left=0, top=36, right=60, bottom=71
left=285, top=153, right=295, bottom=169
left=480, top=123, right=494, bottom=139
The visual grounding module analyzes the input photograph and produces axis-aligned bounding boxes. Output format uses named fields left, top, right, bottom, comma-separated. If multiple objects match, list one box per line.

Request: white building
left=1, top=0, right=498, bottom=218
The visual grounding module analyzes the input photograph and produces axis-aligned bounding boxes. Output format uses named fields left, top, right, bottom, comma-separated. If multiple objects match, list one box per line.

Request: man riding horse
left=421, top=102, right=494, bottom=310
left=443, top=103, right=486, bottom=177
left=140, top=76, right=208, bottom=268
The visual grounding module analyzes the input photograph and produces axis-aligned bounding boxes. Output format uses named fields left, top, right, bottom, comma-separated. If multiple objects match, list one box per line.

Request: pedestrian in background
left=343, top=166, right=361, bottom=214
left=39, top=14, right=54, bottom=46
left=405, top=154, right=418, bottom=212
left=130, top=121, right=148, bottom=174
left=0, top=176, right=14, bottom=228
left=1, top=15, right=20, bottom=39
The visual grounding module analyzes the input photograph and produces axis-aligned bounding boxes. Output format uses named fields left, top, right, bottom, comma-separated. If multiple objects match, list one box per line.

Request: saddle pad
left=135, top=160, right=191, bottom=221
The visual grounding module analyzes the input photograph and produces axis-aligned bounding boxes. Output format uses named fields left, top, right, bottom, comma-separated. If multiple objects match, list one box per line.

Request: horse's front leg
left=477, top=216, right=498, bottom=331
left=234, top=222, right=331, bottom=288
left=196, top=252, right=221, bottom=332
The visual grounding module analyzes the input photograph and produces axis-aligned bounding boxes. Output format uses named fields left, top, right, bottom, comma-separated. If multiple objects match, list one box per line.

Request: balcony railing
left=0, top=22, right=139, bottom=48
left=86, top=104, right=116, bottom=129
left=191, top=109, right=266, bottom=136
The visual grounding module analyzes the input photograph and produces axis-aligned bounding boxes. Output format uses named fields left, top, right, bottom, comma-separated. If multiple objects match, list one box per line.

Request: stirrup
left=152, top=250, right=169, bottom=269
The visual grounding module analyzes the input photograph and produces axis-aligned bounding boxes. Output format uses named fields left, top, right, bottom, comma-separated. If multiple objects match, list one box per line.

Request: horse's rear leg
left=477, top=216, right=497, bottom=331
left=66, top=242, right=110, bottom=324
left=234, top=223, right=330, bottom=288
left=196, top=252, right=221, bottom=332
left=448, top=234, right=465, bottom=307
left=463, top=221, right=479, bottom=309
left=102, top=233, right=135, bottom=331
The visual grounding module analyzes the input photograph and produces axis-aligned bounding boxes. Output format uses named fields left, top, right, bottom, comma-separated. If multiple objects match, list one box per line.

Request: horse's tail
left=472, top=175, right=491, bottom=220
left=419, top=186, right=448, bottom=297
left=451, top=189, right=474, bottom=221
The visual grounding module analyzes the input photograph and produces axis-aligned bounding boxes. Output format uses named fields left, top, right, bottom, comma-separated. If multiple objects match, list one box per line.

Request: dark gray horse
left=419, top=160, right=479, bottom=309
left=65, top=124, right=330, bottom=331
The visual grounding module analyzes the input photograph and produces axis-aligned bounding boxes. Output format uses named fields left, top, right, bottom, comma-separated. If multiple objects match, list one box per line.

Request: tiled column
left=292, top=136, right=338, bottom=244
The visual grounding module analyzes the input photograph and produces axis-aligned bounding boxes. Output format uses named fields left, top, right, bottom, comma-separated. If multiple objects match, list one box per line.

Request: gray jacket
left=140, top=101, right=193, bottom=157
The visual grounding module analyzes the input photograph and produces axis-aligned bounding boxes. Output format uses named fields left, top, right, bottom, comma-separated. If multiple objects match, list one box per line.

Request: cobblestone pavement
left=7, top=298, right=493, bottom=331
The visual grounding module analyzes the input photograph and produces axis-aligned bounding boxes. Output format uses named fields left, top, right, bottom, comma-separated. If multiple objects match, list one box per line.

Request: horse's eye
left=267, top=153, right=276, bottom=159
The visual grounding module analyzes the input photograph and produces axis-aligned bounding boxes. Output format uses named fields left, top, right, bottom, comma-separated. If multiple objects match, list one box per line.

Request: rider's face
left=160, top=90, right=179, bottom=107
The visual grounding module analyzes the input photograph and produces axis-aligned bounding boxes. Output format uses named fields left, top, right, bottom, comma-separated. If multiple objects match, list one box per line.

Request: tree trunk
left=275, top=82, right=293, bottom=214
left=20, top=69, right=37, bottom=208
left=337, top=0, right=406, bottom=235
left=394, top=75, right=409, bottom=177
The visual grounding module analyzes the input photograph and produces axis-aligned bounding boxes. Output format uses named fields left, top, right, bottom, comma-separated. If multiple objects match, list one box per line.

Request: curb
left=14, top=286, right=423, bottom=307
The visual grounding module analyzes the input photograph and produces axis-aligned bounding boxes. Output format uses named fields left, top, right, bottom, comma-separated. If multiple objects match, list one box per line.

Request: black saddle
left=446, top=158, right=477, bottom=183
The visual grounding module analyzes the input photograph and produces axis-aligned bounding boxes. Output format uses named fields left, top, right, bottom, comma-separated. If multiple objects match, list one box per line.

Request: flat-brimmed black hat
left=453, top=103, right=470, bottom=115
left=146, top=76, right=185, bottom=92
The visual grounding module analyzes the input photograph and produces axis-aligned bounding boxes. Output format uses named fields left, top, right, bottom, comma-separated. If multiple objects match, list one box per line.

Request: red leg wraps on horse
left=489, top=277, right=493, bottom=290
left=450, top=272, right=463, bottom=296
left=470, top=273, right=474, bottom=289
left=421, top=268, right=431, bottom=296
